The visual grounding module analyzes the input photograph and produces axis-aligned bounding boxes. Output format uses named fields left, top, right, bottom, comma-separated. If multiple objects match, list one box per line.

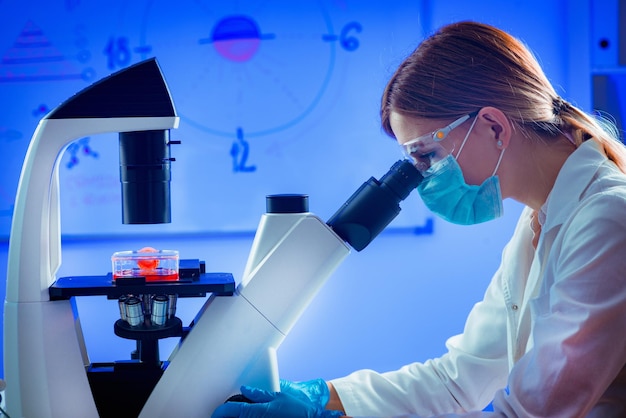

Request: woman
left=213, top=21, right=626, bottom=417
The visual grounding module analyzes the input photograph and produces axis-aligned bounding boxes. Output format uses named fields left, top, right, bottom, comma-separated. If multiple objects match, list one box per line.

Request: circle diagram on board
left=137, top=0, right=337, bottom=145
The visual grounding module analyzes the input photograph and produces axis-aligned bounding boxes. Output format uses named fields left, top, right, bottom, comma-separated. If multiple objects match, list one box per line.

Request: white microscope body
left=140, top=198, right=350, bottom=416
left=4, top=58, right=179, bottom=418
left=4, top=56, right=421, bottom=417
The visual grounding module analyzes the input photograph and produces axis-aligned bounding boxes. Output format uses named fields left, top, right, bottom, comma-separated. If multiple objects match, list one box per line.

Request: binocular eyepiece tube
left=327, top=159, right=423, bottom=251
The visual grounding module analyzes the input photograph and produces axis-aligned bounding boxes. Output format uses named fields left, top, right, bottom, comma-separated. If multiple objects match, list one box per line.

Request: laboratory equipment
left=139, top=160, right=422, bottom=417
left=112, top=248, right=180, bottom=282
left=3, top=57, right=185, bottom=418
left=3, top=53, right=422, bottom=417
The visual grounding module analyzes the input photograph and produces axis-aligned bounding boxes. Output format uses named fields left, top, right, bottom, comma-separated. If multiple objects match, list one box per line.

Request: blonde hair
left=381, top=21, right=626, bottom=172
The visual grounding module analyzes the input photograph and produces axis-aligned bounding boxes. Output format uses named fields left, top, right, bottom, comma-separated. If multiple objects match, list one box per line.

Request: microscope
left=3, top=58, right=422, bottom=417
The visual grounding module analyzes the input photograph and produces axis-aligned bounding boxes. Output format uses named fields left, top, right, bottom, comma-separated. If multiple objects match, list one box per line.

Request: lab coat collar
left=541, top=139, right=606, bottom=233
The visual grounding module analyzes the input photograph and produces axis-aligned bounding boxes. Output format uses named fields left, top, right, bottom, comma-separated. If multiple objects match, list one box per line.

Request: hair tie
left=552, top=96, right=569, bottom=116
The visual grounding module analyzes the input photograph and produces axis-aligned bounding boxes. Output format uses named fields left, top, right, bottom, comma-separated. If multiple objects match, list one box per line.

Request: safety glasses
left=401, top=111, right=479, bottom=160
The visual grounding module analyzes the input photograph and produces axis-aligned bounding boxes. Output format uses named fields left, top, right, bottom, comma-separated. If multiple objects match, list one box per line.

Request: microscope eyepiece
left=379, top=159, right=423, bottom=201
left=327, top=159, right=423, bottom=251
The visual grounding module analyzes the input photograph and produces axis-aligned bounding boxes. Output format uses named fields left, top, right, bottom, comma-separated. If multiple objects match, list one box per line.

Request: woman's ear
left=476, top=107, right=511, bottom=149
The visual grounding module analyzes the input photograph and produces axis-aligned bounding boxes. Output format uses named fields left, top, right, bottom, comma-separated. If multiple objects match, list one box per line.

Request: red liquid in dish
left=114, top=268, right=179, bottom=282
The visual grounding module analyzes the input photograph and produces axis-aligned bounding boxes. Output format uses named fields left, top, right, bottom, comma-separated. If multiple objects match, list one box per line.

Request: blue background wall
left=0, top=0, right=616, bottom=401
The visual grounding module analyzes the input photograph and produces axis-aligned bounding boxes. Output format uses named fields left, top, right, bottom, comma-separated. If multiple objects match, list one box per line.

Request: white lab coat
left=331, top=139, right=626, bottom=417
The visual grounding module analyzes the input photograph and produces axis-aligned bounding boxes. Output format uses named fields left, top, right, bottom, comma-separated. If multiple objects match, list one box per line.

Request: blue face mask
left=416, top=116, right=505, bottom=225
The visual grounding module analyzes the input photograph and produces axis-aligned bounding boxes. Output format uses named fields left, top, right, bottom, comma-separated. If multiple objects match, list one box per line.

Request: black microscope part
left=46, top=58, right=176, bottom=119
left=225, top=393, right=255, bottom=403
left=327, top=159, right=423, bottom=251
left=119, top=129, right=174, bottom=224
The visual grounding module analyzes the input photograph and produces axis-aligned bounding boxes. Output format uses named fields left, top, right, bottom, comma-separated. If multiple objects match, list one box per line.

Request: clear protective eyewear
left=401, top=111, right=479, bottom=162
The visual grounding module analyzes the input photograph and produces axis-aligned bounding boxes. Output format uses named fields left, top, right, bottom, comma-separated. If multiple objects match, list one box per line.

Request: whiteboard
left=0, top=0, right=431, bottom=237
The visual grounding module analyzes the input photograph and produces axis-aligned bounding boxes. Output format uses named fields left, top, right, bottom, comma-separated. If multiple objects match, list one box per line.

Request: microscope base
left=87, top=316, right=186, bottom=418
left=87, top=361, right=166, bottom=418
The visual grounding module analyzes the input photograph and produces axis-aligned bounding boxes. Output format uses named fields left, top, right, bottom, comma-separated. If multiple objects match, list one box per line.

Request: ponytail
left=556, top=99, right=626, bottom=173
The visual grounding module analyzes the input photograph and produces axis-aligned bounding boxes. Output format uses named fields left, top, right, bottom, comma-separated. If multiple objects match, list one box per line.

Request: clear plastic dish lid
left=112, top=247, right=179, bottom=282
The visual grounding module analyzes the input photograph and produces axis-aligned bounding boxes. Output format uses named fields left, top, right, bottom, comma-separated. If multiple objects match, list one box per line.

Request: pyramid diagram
left=0, top=20, right=85, bottom=82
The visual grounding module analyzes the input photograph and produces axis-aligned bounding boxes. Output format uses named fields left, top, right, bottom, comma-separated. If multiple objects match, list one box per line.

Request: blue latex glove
left=212, top=385, right=344, bottom=418
left=279, top=378, right=331, bottom=408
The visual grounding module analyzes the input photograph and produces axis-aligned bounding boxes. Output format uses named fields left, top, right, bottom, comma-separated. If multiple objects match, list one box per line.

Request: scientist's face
left=390, top=110, right=494, bottom=187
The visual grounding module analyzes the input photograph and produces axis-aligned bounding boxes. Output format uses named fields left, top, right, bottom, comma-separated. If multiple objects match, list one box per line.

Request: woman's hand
left=211, top=385, right=344, bottom=418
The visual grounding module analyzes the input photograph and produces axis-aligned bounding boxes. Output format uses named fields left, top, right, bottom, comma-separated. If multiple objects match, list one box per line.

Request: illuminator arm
left=4, top=58, right=179, bottom=418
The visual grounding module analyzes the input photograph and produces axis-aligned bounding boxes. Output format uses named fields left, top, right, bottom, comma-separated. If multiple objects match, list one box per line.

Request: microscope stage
left=49, top=271, right=235, bottom=300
